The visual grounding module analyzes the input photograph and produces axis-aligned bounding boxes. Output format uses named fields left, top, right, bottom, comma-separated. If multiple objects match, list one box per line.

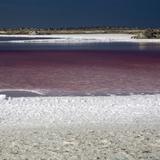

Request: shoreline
left=0, top=33, right=160, bottom=43
left=1, top=89, right=160, bottom=98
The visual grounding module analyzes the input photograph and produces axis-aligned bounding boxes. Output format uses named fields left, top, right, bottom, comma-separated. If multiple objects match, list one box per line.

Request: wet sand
left=0, top=50, right=160, bottom=95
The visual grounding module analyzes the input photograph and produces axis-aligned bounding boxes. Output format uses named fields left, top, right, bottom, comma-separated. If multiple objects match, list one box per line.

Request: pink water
left=0, top=50, right=160, bottom=95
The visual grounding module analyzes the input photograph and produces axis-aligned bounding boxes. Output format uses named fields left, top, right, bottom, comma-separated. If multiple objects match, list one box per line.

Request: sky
left=0, top=0, right=160, bottom=28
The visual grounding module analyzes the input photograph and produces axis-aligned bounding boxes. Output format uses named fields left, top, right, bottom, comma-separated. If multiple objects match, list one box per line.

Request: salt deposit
left=0, top=34, right=160, bottom=43
left=0, top=94, right=160, bottom=129
left=0, top=94, right=160, bottom=159
left=0, top=94, right=6, bottom=100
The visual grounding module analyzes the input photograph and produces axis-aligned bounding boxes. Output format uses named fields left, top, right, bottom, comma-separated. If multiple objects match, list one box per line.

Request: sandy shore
left=1, top=127, right=160, bottom=160
left=0, top=34, right=160, bottom=43
left=0, top=94, right=160, bottom=159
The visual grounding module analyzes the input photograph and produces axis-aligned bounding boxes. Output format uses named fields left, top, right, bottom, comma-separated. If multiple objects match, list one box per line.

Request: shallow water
left=0, top=47, right=160, bottom=96
left=1, top=39, right=160, bottom=51
left=0, top=91, right=43, bottom=97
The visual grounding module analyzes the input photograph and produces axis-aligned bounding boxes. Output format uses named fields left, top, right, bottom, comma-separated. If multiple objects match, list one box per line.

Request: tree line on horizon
left=0, top=26, right=159, bottom=31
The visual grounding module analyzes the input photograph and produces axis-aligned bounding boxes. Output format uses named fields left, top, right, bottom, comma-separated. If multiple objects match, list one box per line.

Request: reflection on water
left=0, top=41, right=160, bottom=51
left=137, top=43, right=160, bottom=50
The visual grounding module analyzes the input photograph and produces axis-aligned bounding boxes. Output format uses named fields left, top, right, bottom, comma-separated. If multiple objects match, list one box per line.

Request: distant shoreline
left=0, top=28, right=160, bottom=39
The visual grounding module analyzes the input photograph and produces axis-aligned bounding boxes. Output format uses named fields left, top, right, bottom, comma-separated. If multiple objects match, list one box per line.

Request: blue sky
left=0, top=0, right=160, bottom=28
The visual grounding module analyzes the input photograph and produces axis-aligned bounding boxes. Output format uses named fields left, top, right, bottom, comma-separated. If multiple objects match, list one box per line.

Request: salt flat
left=0, top=95, right=160, bottom=159
left=0, top=34, right=160, bottom=43
left=0, top=95, right=160, bottom=128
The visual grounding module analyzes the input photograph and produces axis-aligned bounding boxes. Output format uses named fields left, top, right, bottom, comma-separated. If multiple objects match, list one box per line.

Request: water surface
left=0, top=41, right=160, bottom=96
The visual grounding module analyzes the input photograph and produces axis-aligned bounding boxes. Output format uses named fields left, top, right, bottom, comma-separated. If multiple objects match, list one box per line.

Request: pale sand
left=1, top=127, right=160, bottom=160
left=0, top=34, right=160, bottom=43
left=0, top=95, right=160, bottom=159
